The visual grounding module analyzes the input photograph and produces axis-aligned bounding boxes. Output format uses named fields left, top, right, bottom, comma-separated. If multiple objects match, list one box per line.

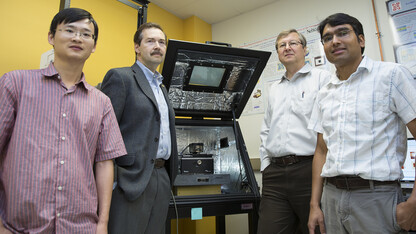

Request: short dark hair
left=318, top=13, right=365, bottom=54
left=133, top=22, right=166, bottom=45
left=49, top=8, right=98, bottom=45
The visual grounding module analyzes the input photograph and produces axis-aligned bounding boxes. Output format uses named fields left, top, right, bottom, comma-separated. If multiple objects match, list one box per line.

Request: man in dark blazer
left=101, top=22, right=177, bottom=234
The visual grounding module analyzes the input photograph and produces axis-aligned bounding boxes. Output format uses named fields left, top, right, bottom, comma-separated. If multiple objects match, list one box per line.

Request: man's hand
left=308, top=205, right=326, bottom=234
left=94, top=160, right=113, bottom=234
left=401, top=121, right=416, bottom=231
left=308, top=133, right=327, bottom=234
left=95, top=221, right=108, bottom=234
left=397, top=198, right=416, bottom=231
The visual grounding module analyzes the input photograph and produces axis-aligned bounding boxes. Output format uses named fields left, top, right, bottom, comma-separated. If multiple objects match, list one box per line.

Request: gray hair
left=275, top=29, right=307, bottom=50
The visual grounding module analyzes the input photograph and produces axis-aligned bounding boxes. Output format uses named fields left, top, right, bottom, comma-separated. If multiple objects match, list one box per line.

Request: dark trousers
left=108, top=167, right=171, bottom=234
left=257, top=158, right=314, bottom=234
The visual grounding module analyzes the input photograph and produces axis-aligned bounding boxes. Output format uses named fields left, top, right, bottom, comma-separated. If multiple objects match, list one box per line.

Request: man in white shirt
left=257, top=29, right=331, bottom=234
left=308, top=13, right=416, bottom=234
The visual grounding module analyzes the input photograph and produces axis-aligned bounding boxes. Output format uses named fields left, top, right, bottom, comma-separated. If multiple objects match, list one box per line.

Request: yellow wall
left=148, top=3, right=184, bottom=41
left=0, top=2, right=214, bottom=232
left=0, top=0, right=60, bottom=73
left=0, top=0, right=211, bottom=86
left=70, top=0, right=138, bottom=85
left=184, top=16, right=212, bottom=43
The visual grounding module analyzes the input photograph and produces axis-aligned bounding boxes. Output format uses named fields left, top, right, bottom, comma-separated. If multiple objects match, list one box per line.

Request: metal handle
left=205, top=41, right=232, bottom=47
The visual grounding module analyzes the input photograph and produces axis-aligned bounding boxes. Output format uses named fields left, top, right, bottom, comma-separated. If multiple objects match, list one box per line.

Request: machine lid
left=161, top=39, right=271, bottom=119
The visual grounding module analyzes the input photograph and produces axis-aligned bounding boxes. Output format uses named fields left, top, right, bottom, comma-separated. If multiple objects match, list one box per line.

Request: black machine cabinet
left=162, top=40, right=271, bottom=234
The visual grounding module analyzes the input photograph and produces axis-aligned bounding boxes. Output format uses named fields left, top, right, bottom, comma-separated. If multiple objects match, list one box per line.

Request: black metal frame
left=183, top=62, right=232, bottom=93
left=117, top=0, right=149, bottom=28
left=167, top=119, right=260, bottom=234
left=161, top=39, right=271, bottom=119
left=162, top=41, right=269, bottom=233
left=167, top=194, right=260, bottom=234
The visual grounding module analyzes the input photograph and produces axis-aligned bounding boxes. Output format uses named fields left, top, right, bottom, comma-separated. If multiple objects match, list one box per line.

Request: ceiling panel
left=150, top=0, right=279, bottom=24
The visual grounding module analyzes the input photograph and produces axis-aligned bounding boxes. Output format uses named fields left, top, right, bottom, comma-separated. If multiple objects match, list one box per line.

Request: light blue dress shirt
left=136, top=60, right=171, bottom=160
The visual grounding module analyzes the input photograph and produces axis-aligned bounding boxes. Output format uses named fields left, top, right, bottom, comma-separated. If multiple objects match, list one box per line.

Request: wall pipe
left=372, top=0, right=385, bottom=61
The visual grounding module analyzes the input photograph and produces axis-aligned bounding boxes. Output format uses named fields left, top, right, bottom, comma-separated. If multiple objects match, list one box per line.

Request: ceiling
left=149, top=0, right=280, bottom=24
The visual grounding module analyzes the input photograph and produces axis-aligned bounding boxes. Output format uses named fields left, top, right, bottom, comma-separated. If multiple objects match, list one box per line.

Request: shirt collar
left=278, top=63, right=312, bottom=83
left=136, top=60, right=164, bottom=86
left=328, top=55, right=370, bottom=85
left=41, top=62, right=92, bottom=91
left=357, top=55, right=372, bottom=72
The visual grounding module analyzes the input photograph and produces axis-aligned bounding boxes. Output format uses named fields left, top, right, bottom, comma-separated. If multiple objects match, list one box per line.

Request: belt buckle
left=284, top=155, right=299, bottom=166
left=335, top=176, right=351, bottom=190
left=331, top=177, right=349, bottom=190
left=335, top=176, right=367, bottom=190
left=343, top=177, right=350, bottom=190
left=154, top=159, right=165, bottom=168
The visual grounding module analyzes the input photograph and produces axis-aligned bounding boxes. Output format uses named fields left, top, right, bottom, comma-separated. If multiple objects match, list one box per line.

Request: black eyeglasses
left=321, top=29, right=352, bottom=45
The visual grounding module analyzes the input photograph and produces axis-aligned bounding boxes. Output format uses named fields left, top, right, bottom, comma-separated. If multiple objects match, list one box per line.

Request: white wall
left=212, top=0, right=398, bottom=159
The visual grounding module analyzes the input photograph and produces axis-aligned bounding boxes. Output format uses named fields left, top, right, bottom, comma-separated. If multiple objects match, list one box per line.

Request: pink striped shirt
left=0, top=63, right=126, bottom=233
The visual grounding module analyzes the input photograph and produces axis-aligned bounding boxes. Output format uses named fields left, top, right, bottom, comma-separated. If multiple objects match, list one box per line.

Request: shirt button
left=60, top=161, right=65, bottom=165
left=62, top=113, right=67, bottom=117
left=57, top=186, right=63, bottom=191
left=61, top=136, right=66, bottom=141
left=57, top=213, right=61, bottom=217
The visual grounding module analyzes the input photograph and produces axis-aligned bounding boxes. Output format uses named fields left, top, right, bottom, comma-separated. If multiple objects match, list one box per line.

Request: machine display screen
left=183, top=62, right=231, bottom=93
left=403, top=138, right=416, bottom=181
left=189, top=65, right=226, bottom=87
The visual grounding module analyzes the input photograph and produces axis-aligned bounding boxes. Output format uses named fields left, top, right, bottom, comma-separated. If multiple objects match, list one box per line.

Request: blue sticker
left=191, top=207, right=203, bottom=220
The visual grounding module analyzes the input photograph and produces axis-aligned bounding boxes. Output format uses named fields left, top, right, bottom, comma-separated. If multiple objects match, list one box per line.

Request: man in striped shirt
left=0, top=8, right=126, bottom=233
left=308, top=13, right=416, bottom=233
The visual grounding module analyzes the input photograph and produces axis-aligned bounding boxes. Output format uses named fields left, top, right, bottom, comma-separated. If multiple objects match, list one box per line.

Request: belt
left=326, top=176, right=399, bottom=190
left=154, top=158, right=166, bottom=168
left=270, top=155, right=313, bottom=166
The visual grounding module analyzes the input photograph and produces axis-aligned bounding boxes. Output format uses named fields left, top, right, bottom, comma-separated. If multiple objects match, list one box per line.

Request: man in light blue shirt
left=136, top=60, right=171, bottom=160
left=101, top=22, right=177, bottom=234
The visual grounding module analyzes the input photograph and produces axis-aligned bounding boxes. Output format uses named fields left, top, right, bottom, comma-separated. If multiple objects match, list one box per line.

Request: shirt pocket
left=291, top=88, right=317, bottom=116
left=356, top=90, right=390, bottom=129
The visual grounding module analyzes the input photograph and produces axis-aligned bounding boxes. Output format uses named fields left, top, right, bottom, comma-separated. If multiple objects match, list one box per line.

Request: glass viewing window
left=189, top=65, right=226, bottom=87
left=183, top=62, right=231, bottom=93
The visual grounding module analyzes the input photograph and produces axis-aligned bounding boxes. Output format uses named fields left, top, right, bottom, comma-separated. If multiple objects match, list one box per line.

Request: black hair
left=49, top=8, right=98, bottom=44
left=318, top=13, right=365, bottom=54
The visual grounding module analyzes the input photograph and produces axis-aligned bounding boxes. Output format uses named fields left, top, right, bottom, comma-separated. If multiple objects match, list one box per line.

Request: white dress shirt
left=259, top=64, right=331, bottom=171
left=308, top=56, right=416, bottom=181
